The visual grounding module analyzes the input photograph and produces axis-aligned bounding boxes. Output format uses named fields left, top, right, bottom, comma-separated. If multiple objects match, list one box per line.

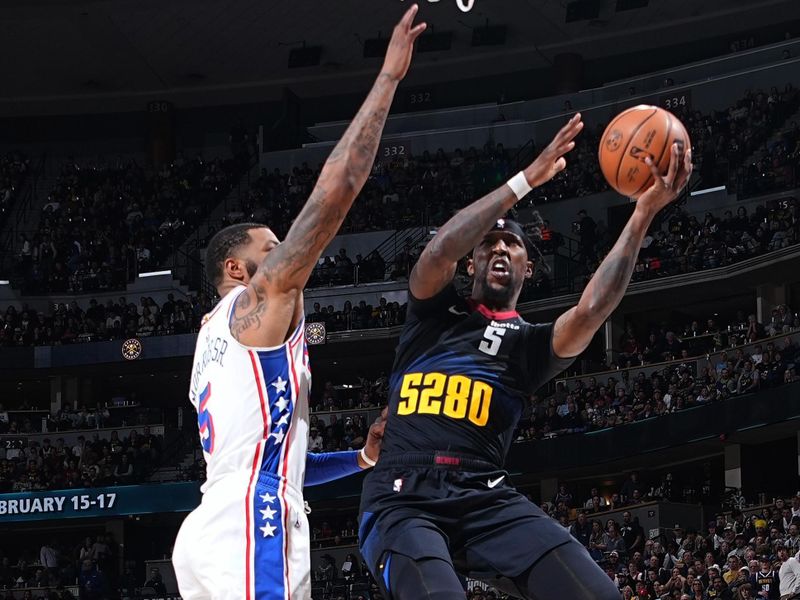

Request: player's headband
left=488, top=218, right=535, bottom=258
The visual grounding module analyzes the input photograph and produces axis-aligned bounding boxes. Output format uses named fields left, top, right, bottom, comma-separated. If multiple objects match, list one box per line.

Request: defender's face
left=467, top=231, right=532, bottom=306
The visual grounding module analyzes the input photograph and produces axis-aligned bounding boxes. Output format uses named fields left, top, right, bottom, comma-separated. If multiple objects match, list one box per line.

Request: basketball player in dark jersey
left=358, top=114, right=692, bottom=599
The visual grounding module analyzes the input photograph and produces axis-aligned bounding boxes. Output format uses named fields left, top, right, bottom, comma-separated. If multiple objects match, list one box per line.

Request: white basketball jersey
left=188, top=286, right=310, bottom=493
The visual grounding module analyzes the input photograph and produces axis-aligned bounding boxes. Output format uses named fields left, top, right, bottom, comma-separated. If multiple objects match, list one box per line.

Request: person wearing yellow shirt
left=724, top=555, right=742, bottom=585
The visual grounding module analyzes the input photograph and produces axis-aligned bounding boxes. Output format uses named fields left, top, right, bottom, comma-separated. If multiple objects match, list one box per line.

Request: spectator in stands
left=341, top=553, right=363, bottom=581
left=607, top=522, right=628, bottom=557
left=144, top=567, right=168, bottom=596
left=737, top=361, right=760, bottom=394
left=622, top=512, right=646, bottom=555
left=553, top=483, right=573, bottom=507
left=710, top=574, right=735, bottom=600
left=622, top=472, right=644, bottom=503
left=586, top=487, right=608, bottom=509
left=571, top=512, right=592, bottom=548
left=39, top=540, right=59, bottom=580
left=113, top=454, right=134, bottom=484
left=750, top=555, right=779, bottom=599
left=726, top=555, right=744, bottom=585
left=308, top=427, right=324, bottom=452
left=589, top=520, right=610, bottom=561
left=315, top=554, right=336, bottom=582
left=78, top=558, right=108, bottom=600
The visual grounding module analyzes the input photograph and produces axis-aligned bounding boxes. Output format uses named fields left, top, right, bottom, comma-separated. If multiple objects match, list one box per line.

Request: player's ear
left=224, top=257, right=246, bottom=282
left=466, top=257, right=475, bottom=277
left=524, top=259, right=534, bottom=279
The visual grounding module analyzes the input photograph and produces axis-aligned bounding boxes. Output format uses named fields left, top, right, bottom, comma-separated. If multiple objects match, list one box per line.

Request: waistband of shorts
left=256, top=470, right=303, bottom=501
left=375, top=451, right=501, bottom=472
left=204, top=469, right=304, bottom=503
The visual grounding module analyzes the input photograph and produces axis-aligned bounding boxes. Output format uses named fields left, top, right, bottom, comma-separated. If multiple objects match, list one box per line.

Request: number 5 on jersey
left=479, top=325, right=506, bottom=356
left=197, top=382, right=215, bottom=454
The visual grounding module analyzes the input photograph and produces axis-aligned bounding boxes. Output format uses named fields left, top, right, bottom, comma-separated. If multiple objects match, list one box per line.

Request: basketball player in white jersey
left=172, top=7, right=426, bottom=600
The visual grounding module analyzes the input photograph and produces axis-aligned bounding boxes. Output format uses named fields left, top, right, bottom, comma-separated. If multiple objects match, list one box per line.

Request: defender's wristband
left=359, top=447, right=377, bottom=468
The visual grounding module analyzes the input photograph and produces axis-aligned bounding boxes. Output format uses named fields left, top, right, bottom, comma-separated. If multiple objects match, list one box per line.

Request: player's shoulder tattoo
left=230, top=285, right=268, bottom=342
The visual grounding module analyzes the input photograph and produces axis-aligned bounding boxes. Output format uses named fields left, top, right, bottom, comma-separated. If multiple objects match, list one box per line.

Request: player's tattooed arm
left=552, top=144, right=691, bottom=359
left=258, top=6, right=426, bottom=294
left=230, top=7, right=425, bottom=347
left=411, top=114, right=583, bottom=300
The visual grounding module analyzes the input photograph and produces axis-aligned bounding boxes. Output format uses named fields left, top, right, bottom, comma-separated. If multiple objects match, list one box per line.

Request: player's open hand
left=361, top=407, right=388, bottom=466
left=638, top=143, right=692, bottom=216
left=382, top=4, right=426, bottom=82
left=523, top=113, right=584, bottom=188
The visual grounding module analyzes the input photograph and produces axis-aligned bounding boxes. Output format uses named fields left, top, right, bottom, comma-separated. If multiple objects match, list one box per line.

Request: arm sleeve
left=406, top=283, right=461, bottom=321
left=304, top=451, right=361, bottom=487
left=523, top=323, right=578, bottom=392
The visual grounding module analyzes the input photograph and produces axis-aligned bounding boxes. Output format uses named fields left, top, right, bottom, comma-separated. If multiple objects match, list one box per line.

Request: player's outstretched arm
left=304, top=409, right=387, bottom=486
left=231, top=6, right=426, bottom=346
left=410, top=114, right=584, bottom=299
left=552, top=145, right=692, bottom=358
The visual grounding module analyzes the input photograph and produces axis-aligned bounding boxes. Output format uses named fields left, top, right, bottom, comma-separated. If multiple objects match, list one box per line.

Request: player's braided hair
left=205, top=222, right=266, bottom=287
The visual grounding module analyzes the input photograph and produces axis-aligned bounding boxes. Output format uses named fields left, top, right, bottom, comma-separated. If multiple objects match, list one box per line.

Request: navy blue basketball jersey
left=381, top=284, right=575, bottom=467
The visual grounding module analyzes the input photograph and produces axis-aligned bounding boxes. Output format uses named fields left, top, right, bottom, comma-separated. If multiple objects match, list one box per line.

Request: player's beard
left=244, top=259, right=259, bottom=279
left=475, top=265, right=519, bottom=308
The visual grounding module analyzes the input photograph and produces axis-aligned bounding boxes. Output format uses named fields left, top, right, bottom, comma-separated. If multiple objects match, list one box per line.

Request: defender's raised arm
left=229, top=6, right=426, bottom=347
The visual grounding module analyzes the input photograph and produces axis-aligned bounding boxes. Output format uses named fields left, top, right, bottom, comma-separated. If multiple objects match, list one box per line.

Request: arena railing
left=306, top=38, right=800, bottom=144
left=308, top=406, right=383, bottom=425
left=318, top=241, right=800, bottom=345
left=594, top=38, right=800, bottom=104
left=267, top=55, right=800, bottom=170
left=0, top=585, right=80, bottom=599
left=554, top=328, right=798, bottom=388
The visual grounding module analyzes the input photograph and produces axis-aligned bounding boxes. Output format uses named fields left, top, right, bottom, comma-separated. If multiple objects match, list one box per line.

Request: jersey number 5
left=197, top=382, right=215, bottom=454
left=479, top=325, right=506, bottom=356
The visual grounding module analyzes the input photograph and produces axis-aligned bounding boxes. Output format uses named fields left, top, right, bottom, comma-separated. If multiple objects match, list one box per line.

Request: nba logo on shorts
left=393, top=478, right=403, bottom=492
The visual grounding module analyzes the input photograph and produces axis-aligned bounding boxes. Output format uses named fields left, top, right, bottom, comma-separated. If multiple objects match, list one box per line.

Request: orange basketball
left=598, top=105, right=691, bottom=199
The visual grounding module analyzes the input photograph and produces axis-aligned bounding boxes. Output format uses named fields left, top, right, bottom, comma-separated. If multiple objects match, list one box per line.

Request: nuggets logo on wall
left=121, top=338, right=142, bottom=360
left=305, top=322, right=326, bottom=345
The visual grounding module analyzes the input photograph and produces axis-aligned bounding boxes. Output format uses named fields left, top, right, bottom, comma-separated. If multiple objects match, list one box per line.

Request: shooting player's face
left=467, top=231, right=532, bottom=307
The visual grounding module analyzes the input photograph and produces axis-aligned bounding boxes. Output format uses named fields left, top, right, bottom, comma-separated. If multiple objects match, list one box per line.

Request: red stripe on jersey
left=279, top=334, right=304, bottom=599
left=244, top=444, right=260, bottom=600
left=248, top=351, right=269, bottom=438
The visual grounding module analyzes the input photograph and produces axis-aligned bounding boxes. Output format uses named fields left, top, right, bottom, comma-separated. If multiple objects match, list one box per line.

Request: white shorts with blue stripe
left=173, top=470, right=310, bottom=600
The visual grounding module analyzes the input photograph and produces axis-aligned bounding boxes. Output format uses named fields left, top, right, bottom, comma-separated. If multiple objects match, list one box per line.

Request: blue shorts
left=358, top=458, right=572, bottom=582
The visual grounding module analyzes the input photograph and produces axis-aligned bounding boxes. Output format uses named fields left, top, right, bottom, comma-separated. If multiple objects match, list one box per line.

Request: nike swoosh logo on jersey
left=487, top=475, right=505, bottom=488
left=448, top=305, right=469, bottom=316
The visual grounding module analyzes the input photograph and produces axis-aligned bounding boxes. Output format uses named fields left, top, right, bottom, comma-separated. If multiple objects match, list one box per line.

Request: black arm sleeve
left=406, top=284, right=462, bottom=322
